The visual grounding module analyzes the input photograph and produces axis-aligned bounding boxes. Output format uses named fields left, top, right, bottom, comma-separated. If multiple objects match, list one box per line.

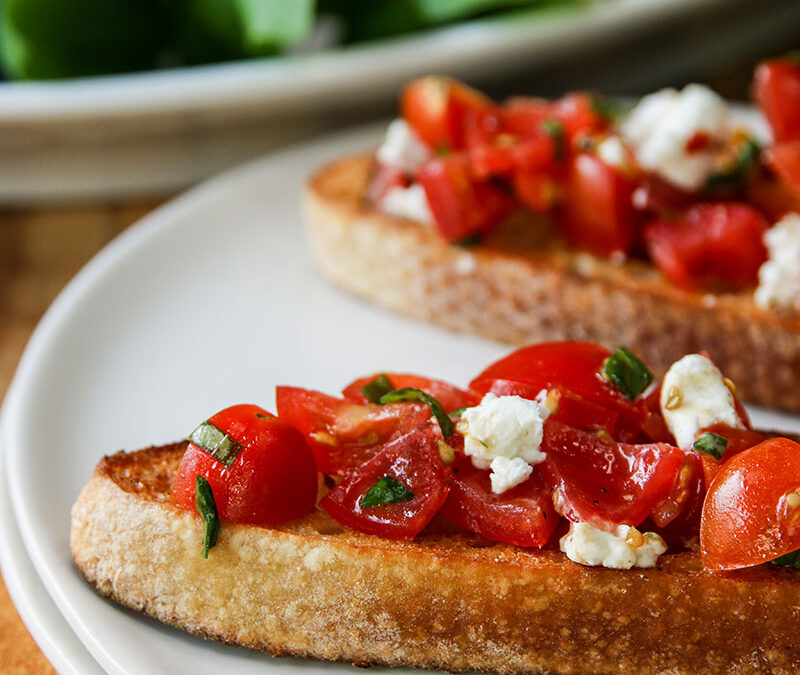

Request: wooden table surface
left=0, top=199, right=165, bottom=674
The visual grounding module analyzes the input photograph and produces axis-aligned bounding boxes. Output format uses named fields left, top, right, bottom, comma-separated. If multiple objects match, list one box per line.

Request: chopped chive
left=601, top=347, right=653, bottom=400
left=542, top=119, right=565, bottom=161
left=360, top=475, right=414, bottom=508
left=188, top=421, right=244, bottom=468
left=771, top=549, right=800, bottom=569
left=195, top=476, right=220, bottom=559
left=360, top=374, right=394, bottom=404
left=379, top=387, right=453, bottom=438
left=692, top=432, right=728, bottom=461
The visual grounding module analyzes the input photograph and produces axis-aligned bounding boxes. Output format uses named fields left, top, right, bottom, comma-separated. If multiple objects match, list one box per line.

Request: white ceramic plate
left=3, top=0, right=796, bottom=203
left=4, top=124, right=800, bottom=675
left=0, top=435, right=106, bottom=675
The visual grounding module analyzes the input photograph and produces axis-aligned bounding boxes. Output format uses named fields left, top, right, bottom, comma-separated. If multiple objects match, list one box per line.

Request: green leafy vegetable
left=360, top=475, right=415, bottom=508
left=360, top=374, right=394, bottom=404
left=601, top=347, right=653, bottom=400
left=692, top=432, right=728, bottom=461
left=379, top=388, right=454, bottom=438
left=771, top=550, right=800, bottom=569
left=195, top=475, right=220, bottom=559
left=188, top=421, right=243, bottom=468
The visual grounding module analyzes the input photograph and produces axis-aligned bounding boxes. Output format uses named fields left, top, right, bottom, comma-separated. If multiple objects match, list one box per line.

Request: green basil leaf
left=771, top=549, right=800, bottom=569
left=360, top=374, right=394, bottom=404
left=360, top=475, right=414, bottom=508
left=601, top=347, right=653, bottom=400
left=379, top=387, right=454, bottom=438
left=692, top=432, right=728, bottom=461
left=188, top=421, right=243, bottom=468
left=195, top=475, right=220, bottom=559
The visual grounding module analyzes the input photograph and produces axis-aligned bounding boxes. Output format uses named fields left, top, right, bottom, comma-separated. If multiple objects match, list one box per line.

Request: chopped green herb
left=706, top=138, right=760, bottom=191
left=601, top=347, right=653, bottom=400
left=589, top=94, right=632, bottom=122
left=542, top=118, right=565, bottom=161
left=360, top=374, right=394, bottom=404
left=449, top=407, right=468, bottom=418
left=771, top=549, right=800, bottom=569
left=692, top=432, right=728, bottom=461
left=436, top=144, right=451, bottom=156
left=188, top=421, right=243, bottom=468
left=360, top=475, right=414, bottom=508
left=379, top=387, right=454, bottom=438
left=453, top=232, right=482, bottom=248
left=195, top=476, right=220, bottom=559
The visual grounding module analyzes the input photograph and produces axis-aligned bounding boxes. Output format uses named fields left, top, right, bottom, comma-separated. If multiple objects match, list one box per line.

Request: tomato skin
left=342, top=373, right=478, bottom=411
left=557, top=152, right=638, bottom=257
left=440, top=457, right=557, bottom=547
left=648, top=452, right=705, bottom=537
left=540, top=420, right=684, bottom=527
left=401, top=77, right=493, bottom=150
left=275, top=386, right=431, bottom=476
left=320, top=423, right=451, bottom=540
left=766, top=141, right=800, bottom=195
left=470, top=341, right=647, bottom=441
left=753, top=58, right=800, bottom=143
left=171, top=404, right=317, bottom=527
left=696, top=423, right=766, bottom=488
left=643, top=202, right=768, bottom=290
left=701, top=437, right=800, bottom=572
left=417, top=154, right=515, bottom=242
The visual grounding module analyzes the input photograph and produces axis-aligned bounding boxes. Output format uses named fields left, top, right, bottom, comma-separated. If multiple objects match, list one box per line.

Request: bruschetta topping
left=171, top=342, right=796, bottom=573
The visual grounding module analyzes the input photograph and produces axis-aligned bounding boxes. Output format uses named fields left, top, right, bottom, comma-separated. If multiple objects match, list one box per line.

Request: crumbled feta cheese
left=596, top=135, right=630, bottom=170
left=560, top=522, right=667, bottom=569
left=457, top=393, right=549, bottom=493
left=659, top=354, right=743, bottom=450
left=375, top=119, right=432, bottom=173
left=489, top=456, right=533, bottom=494
left=755, top=212, right=800, bottom=314
left=620, top=84, right=733, bottom=192
left=379, top=183, right=434, bottom=225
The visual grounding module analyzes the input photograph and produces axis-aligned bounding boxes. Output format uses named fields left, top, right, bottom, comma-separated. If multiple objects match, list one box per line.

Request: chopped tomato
left=701, top=437, right=800, bottom=571
left=485, top=379, right=618, bottom=436
left=171, top=404, right=317, bottom=527
left=557, top=152, right=638, bottom=256
left=342, top=373, right=479, bottom=411
left=540, top=420, right=684, bottom=527
left=632, top=174, right=695, bottom=216
left=401, top=77, right=493, bottom=151
left=440, top=457, right=557, bottom=547
left=753, top=57, right=800, bottom=143
left=512, top=170, right=560, bottom=212
left=320, top=423, right=451, bottom=540
left=275, top=386, right=431, bottom=476
left=695, top=423, right=766, bottom=487
left=643, top=202, right=768, bottom=290
left=766, top=141, right=800, bottom=195
left=470, top=342, right=648, bottom=441
left=417, top=154, right=515, bottom=242
left=551, top=92, right=610, bottom=141
left=648, top=452, right=705, bottom=534
left=746, top=170, right=800, bottom=221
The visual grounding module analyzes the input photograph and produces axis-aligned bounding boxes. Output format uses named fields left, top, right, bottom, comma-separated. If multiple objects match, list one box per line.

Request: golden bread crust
left=71, top=444, right=800, bottom=674
left=304, top=154, right=800, bottom=412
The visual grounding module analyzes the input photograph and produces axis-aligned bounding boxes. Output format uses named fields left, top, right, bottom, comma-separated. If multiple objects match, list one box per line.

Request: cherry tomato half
left=275, top=386, right=431, bottom=476
left=440, top=457, right=557, bottom=547
left=171, top=404, right=317, bottom=527
left=701, top=437, right=800, bottom=572
left=320, top=423, right=451, bottom=540
left=753, top=57, right=800, bottom=144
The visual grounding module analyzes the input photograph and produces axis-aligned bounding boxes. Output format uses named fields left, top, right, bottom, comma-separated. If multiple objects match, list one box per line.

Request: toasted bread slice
left=72, top=442, right=800, bottom=674
left=304, top=154, right=800, bottom=412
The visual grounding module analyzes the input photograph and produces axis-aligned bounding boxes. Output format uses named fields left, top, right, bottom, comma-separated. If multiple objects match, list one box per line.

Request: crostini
left=72, top=342, right=800, bottom=674
left=304, top=57, right=800, bottom=412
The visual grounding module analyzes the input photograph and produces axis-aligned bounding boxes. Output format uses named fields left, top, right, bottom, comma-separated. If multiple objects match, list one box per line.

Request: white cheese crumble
left=375, top=118, right=432, bottom=174
left=560, top=522, right=667, bottom=569
left=659, top=354, right=743, bottom=450
left=457, top=393, right=549, bottom=493
left=620, top=84, right=734, bottom=192
left=596, top=135, right=630, bottom=170
left=379, top=183, right=434, bottom=225
left=755, top=212, right=800, bottom=315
